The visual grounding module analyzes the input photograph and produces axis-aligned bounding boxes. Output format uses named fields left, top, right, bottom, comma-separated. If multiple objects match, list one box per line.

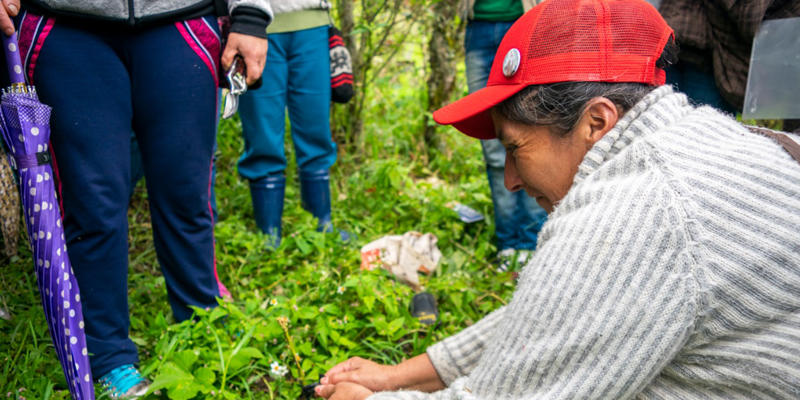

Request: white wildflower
left=269, top=361, right=288, bottom=377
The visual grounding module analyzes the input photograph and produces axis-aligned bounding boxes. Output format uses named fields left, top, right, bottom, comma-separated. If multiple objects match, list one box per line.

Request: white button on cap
left=503, top=48, right=521, bottom=78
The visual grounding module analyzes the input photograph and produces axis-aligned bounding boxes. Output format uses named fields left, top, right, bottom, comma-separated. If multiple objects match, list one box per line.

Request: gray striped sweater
left=370, top=86, right=800, bottom=399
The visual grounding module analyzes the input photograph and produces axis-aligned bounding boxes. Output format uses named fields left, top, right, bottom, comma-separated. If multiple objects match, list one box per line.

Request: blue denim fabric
left=465, top=21, right=548, bottom=251
left=666, top=60, right=736, bottom=114
left=237, top=26, right=337, bottom=181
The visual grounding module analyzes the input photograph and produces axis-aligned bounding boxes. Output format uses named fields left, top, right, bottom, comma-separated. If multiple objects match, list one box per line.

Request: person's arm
left=320, top=306, right=507, bottom=395
left=318, top=353, right=445, bottom=398
left=423, top=306, right=506, bottom=385
left=223, top=0, right=273, bottom=84
left=322, top=150, right=700, bottom=399
left=713, top=0, right=773, bottom=40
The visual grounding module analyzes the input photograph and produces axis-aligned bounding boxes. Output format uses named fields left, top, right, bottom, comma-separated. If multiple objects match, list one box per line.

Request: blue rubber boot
left=249, top=175, right=286, bottom=249
left=300, top=169, right=354, bottom=242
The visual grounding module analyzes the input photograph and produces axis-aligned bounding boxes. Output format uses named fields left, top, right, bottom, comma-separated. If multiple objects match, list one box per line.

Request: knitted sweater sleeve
left=426, top=306, right=507, bottom=385
left=368, top=147, right=700, bottom=400
left=228, top=0, right=274, bottom=38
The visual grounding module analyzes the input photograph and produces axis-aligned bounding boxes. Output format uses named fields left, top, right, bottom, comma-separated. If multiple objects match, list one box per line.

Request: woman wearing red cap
left=315, top=0, right=800, bottom=399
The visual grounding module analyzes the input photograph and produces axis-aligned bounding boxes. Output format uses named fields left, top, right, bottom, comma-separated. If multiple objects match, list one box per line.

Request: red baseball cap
left=433, top=0, right=674, bottom=139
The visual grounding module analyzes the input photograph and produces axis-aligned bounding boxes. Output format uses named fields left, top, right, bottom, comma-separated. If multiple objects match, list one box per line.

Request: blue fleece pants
left=23, top=14, right=223, bottom=377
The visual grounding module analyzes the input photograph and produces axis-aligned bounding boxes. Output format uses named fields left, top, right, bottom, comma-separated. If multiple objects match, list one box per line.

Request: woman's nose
left=504, top=153, right=524, bottom=192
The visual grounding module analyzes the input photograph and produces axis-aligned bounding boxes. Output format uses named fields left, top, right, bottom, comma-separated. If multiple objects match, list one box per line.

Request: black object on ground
left=301, top=380, right=321, bottom=400
left=411, top=292, right=439, bottom=326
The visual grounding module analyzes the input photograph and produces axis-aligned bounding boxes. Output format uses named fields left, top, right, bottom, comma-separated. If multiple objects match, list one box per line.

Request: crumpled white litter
left=360, top=232, right=442, bottom=291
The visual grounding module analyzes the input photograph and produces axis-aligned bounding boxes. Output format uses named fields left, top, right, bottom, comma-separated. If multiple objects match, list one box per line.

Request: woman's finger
left=325, top=370, right=362, bottom=386
left=325, top=361, right=391, bottom=392
left=324, top=356, right=364, bottom=380
left=316, top=384, right=335, bottom=399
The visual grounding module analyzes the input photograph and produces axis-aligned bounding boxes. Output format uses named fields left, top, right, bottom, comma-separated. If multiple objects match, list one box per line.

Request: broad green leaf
left=297, top=341, right=314, bottom=356
left=373, top=316, right=389, bottom=334
left=129, top=335, right=147, bottom=347
left=227, top=351, right=251, bottom=372
left=338, top=336, right=357, bottom=349
left=256, top=318, right=284, bottom=339
left=317, top=323, right=329, bottom=349
left=363, top=296, right=376, bottom=311
left=295, top=236, right=312, bottom=255
left=387, top=317, right=405, bottom=334
left=392, top=328, right=409, bottom=341
left=194, top=367, right=215, bottom=386
left=148, top=362, right=195, bottom=394
left=450, top=292, right=463, bottom=310
left=296, top=306, right=318, bottom=319
left=225, top=347, right=262, bottom=372
left=155, top=312, right=168, bottom=330
left=383, top=296, right=399, bottom=316
left=302, top=357, right=313, bottom=371
left=344, top=276, right=360, bottom=287
left=208, top=306, right=228, bottom=322
left=168, top=381, right=202, bottom=400
left=172, top=350, right=197, bottom=372
left=189, top=306, right=208, bottom=317
left=237, top=347, right=264, bottom=359
left=323, top=304, right=340, bottom=315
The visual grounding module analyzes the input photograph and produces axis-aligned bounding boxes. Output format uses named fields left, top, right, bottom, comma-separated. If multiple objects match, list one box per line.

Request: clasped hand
left=315, top=354, right=445, bottom=399
left=315, top=357, right=392, bottom=400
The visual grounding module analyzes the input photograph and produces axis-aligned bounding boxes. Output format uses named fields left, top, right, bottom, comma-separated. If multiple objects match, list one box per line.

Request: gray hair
left=492, top=82, right=655, bottom=137
left=492, top=38, right=679, bottom=138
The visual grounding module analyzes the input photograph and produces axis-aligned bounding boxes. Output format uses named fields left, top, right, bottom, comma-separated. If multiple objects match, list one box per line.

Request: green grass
left=0, top=49, right=516, bottom=400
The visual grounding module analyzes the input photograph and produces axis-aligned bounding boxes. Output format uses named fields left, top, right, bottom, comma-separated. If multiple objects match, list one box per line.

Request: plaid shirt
left=660, top=0, right=800, bottom=111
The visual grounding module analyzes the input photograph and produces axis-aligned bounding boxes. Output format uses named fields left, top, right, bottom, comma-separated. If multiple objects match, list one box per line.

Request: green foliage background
left=0, top=16, right=519, bottom=400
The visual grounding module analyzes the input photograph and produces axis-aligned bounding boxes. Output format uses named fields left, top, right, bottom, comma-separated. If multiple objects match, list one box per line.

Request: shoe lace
left=99, top=364, right=145, bottom=398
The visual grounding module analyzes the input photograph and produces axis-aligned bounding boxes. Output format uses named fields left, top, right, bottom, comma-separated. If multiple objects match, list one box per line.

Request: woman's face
left=493, top=99, right=619, bottom=213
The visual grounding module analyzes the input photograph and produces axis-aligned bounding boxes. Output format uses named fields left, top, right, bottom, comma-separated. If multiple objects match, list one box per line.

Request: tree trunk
left=331, top=0, right=421, bottom=151
left=332, top=0, right=360, bottom=148
left=424, top=0, right=463, bottom=157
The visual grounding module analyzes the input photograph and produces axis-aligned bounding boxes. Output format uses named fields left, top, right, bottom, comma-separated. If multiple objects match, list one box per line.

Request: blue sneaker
left=99, top=364, right=150, bottom=399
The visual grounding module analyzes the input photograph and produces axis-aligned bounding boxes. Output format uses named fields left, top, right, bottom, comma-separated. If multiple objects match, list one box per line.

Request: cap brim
left=433, top=84, right=527, bottom=140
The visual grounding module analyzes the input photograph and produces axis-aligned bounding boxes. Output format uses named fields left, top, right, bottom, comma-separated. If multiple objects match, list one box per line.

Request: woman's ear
left=577, top=98, right=619, bottom=149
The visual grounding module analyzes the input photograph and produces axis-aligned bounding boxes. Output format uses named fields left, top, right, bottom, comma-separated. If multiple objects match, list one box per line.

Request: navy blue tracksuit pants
left=16, top=12, right=225, bottom=377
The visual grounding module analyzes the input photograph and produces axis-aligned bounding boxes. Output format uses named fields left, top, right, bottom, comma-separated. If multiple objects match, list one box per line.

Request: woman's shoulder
left=645, top=107, right=800, bottom=230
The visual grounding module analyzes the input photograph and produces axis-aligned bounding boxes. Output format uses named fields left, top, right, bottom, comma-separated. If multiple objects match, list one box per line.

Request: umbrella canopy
left=0, top=32, right=95, bottom=399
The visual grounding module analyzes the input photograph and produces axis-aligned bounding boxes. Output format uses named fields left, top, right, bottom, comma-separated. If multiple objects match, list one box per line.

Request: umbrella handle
left=2, top=32, right=25, bottom=87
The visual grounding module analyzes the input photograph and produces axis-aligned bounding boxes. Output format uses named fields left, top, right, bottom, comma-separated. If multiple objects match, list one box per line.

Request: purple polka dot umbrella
left=0, top=33, right=95, bottom=399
